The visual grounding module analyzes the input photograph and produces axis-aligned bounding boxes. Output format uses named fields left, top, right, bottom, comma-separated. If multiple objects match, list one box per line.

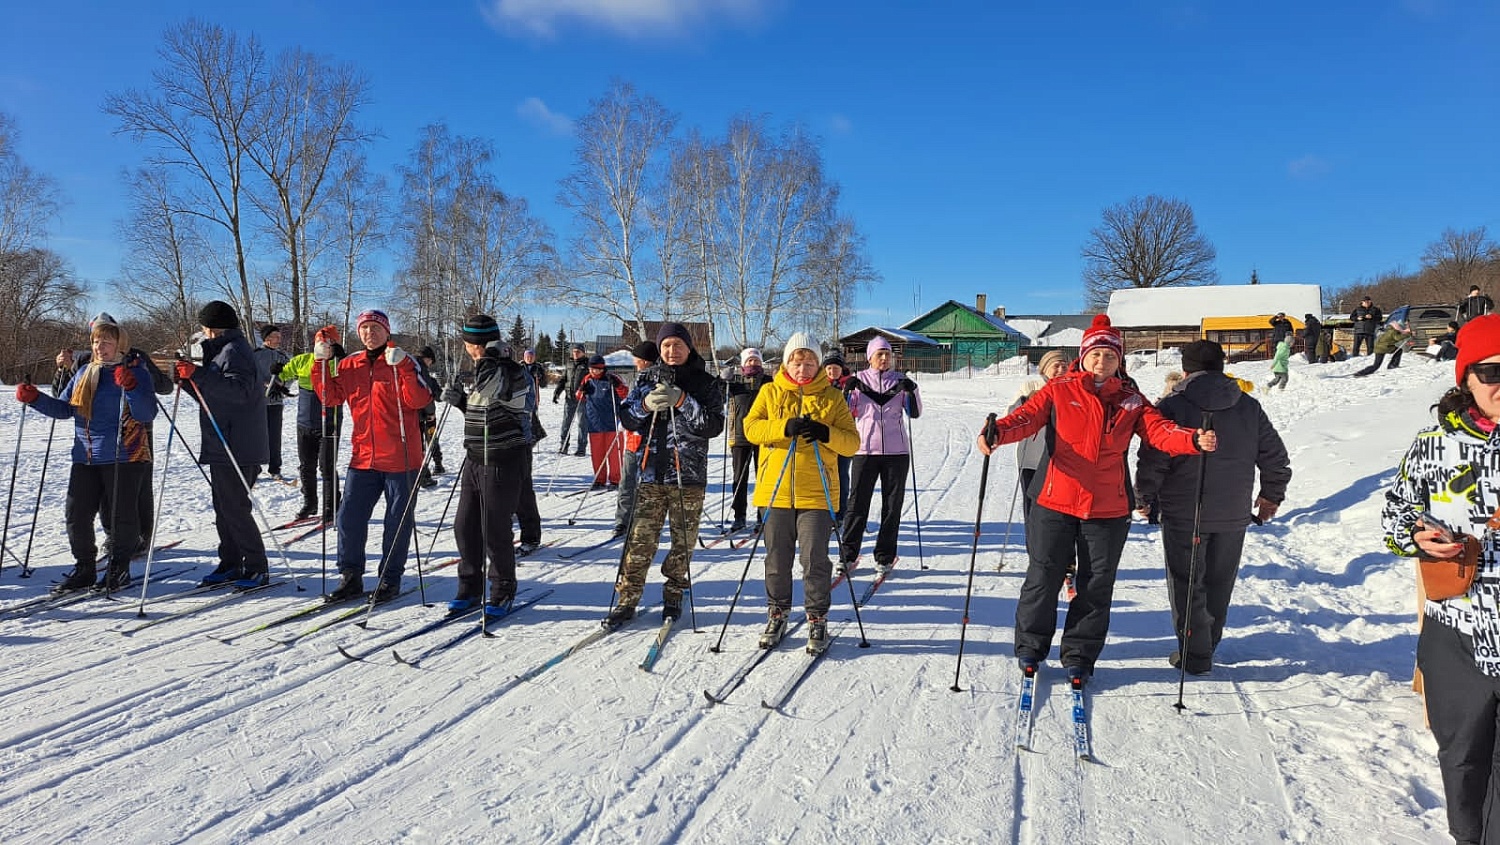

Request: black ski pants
left=1418, top=619, right=1500, bottom=845
left=840, top=454, right=909, bottom=566
left=454, top=450, right=524, bottom=598
left=1019, top=469, right=1087, bottom=573
left=210, top=462, right=267, bottom=578
left=266, top=403, right=284, bottom=475
left=1014, top=504, right=1129, bottom=671
left=98, top=461, right=154, bottom=551
left=1351, top=331, right=1375, bottom=356
left=66, top=462, right=149, bottom=572
left=296, top=423, right=341, bottom=517
left=516, top=449, right=541, bottom=545
left=1160, top=521, right=1246, bottom=668
left=730, top=442, right=758, bottom=523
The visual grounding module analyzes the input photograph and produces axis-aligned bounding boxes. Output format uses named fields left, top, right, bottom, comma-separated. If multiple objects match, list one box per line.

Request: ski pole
left=809, top=427, right=869, bottom=648
left=1, top=378, right=29, bottom=576
left=183, top=375, right=304, bottom=592
left=709, top=433, right=795, bottom=653
left=137, top=385, right=183, bottom=614
left=1174, top=411, right=1214, bottom=712
left=20, top=372, right=64, bottom=578
left=952, top=414, right=998, bottom=692
left=906, top=412, right=927, bottom=570
left=996, top=471, right=1023, bottom=572
left=153, top=396, right=213, bottom=488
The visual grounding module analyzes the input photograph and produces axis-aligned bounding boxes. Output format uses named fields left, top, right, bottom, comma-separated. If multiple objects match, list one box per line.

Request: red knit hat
left=1456, top=314, right=1500, bottom=384
left=1079, top=314, right=1123, bottom=359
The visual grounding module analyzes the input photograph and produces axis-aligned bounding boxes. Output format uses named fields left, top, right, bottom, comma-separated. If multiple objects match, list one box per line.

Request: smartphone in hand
left=1420, top=514, right=1465, bottom=544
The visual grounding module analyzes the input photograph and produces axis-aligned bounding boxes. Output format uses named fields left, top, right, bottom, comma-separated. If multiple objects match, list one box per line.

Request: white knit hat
left=783, top=332, right=820, bottom=359
left=740, top=347, right=762, bottom=364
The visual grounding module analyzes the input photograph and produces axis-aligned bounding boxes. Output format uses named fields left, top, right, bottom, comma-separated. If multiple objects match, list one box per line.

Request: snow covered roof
left=1106, top=283, right=1323, bottom=328
left=845, top=326, right=942, bottom=346
left=602, top=349, right=635, bottom=367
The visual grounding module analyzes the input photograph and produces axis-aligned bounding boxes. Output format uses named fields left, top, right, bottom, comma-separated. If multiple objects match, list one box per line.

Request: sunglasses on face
left=1470, top=363, right=1500, bottom=384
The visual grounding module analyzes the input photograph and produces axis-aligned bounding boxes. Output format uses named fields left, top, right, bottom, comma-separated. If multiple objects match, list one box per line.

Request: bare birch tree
left=104, top=19, right=267, bottom=326
left=801, top=216, right=879, bottom=341
left=313, top=148, right=388, bottom=342
left=1081, top=194, right=1219, bottom=310
left=1422, top=226, right=1496, bottom=293
left=555, top=80, right=677, bottom=342
left=113, top=167, right=210, bottom=338
left=244, top=47, right=372, bottom=342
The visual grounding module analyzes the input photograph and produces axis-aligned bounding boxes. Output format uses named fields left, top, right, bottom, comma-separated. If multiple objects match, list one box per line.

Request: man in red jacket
left=312, top=309, right=432, bottom=603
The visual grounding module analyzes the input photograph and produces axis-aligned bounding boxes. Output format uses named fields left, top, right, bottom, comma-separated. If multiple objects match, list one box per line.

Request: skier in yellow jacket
left=743, top=332, right=859, bottom=654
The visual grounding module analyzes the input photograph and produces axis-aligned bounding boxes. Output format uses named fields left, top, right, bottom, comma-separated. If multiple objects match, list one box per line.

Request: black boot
left=325, top=571, right=364, bottom=603
left=52, top=565, right=98, bottom=595
left=296, top=500, right=317, bottom=521
left=602, top=603, right=636, bottom=629
left=103, top=561, right=133, bottom=591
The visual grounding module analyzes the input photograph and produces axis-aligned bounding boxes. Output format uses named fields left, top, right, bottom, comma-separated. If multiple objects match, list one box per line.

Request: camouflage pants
left=615, top=483, right=705, bottom=609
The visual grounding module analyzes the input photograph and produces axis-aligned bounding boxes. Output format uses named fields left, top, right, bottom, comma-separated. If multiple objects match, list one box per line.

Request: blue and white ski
left=1015, top=664, right=1038, bottom=750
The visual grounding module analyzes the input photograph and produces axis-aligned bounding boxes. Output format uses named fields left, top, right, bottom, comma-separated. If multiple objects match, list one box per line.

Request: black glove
left=844, top=379, right=862, bottom=395
left=442, top=385, right=466, bottom=406
left=582, top=380, right=596, bottom=396
left=898, top=377, right=918, bottom=393
left=784, top=417, right=809, bottom=439
left=800, top=418, right=830, bottom=443
left=552, top=394, right=559, bottom=404
left=270, top=361, right=285, bottom=378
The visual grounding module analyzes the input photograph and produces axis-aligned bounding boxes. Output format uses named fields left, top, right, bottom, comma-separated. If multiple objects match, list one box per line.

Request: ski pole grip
left=1200, top=411, right=1214, bottom=431
left=982, top=412, right=998, bottom=448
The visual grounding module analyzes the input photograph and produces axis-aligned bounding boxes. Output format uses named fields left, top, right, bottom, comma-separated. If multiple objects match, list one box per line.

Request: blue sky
left=2, top=0, right=1497, bottom=330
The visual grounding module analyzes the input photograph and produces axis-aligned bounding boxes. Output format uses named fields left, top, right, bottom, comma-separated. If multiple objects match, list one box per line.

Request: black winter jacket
left=1135, top=371, right=1291, bottom=533
left=187, top=328, right=269, bottom=466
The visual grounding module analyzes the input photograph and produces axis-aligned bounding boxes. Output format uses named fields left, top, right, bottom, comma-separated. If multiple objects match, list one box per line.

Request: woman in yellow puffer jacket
left=743, top=332, right=859, bottom=655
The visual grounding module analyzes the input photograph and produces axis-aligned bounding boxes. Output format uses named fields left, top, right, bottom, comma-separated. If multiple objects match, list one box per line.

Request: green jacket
left=1374, top=326, right=1410, bottom=355
left=1271, top=340, right=1291, bottom=373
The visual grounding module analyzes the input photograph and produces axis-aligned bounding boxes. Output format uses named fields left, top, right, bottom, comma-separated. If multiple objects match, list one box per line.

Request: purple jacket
left=847, top=368, right=922, bottom=455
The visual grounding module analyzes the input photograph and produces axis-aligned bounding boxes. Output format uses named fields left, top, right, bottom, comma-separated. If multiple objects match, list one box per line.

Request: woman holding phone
left=1383, top=313, right=1500, bottom=845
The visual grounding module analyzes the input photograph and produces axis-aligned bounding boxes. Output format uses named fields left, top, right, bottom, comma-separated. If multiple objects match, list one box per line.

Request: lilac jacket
left=847, top=368, right=922, bottom=455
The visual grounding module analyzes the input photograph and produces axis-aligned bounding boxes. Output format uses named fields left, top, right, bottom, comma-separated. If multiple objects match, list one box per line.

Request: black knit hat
left=655, top=321, right=693, bottom=349
left=588, top=354, right=606, bottom=367
left=198, top=300, right=239, bottom=330
left=260, top=323, right=281, bottom=341
left=821, top=351, right=846, bottom=369
left=417, top=345, right=437, bottom=361
left=462, top=314, right=500, bottom=346
left=631, top=341, right=659, bottom=363
left=1180, top=340, right=1226, bottom=373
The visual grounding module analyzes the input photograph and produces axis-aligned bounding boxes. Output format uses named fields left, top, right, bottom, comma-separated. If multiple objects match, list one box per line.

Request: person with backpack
left=838, top=336, right=922, bottom=577
left=441, top=315, right=535, bottom=613
left=1458, top=285, right=1495, bottom=325
left=19, top=320, right=157, bottom=593
left=1382, top=313, right=1500, bottom=845
left=742, top=332, right=859, bottom=653
left=1349, top=296, right=1383, bottom=357
left=1135, top=340, right=1290, bottom=675
left=975, top=315, right=1217, bottom=682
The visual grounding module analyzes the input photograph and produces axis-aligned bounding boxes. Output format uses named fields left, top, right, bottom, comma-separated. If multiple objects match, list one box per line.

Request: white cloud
left=828, top=113, right=853, bottom=135
left=484, top=0, right=775, bottom=40
left=1287, top=154, right=1330, bottom=179
left=517, top=97, right=575, bottom=136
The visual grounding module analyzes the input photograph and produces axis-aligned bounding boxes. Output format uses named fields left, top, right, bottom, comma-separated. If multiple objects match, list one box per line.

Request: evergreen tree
left=555, top=327, right=569, bottom=364
left=509, top=314, right=528, bottom=350
left=536, top=332, right=554, bottom=364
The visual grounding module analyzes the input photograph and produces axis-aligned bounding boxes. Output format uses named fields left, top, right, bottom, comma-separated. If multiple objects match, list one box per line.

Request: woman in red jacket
left=977, top=315, right=1218, bottom=682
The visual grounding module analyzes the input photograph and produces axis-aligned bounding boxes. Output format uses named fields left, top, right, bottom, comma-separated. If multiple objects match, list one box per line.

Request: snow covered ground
left=0, top=351, right=1452, bottom=843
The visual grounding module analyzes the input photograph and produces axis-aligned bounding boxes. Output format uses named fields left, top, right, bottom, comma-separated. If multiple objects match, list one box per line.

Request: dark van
left=1385, top=303, right=1459, bottom=347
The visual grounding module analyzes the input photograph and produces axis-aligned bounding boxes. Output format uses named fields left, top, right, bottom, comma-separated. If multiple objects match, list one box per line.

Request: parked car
left=1384, top=303, right=1459, bottom=347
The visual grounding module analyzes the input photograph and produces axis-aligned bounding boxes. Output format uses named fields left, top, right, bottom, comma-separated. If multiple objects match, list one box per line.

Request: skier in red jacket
left=977, top=315, right=1218, bottom=682
left=312, top=309, right=432, bottom=603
